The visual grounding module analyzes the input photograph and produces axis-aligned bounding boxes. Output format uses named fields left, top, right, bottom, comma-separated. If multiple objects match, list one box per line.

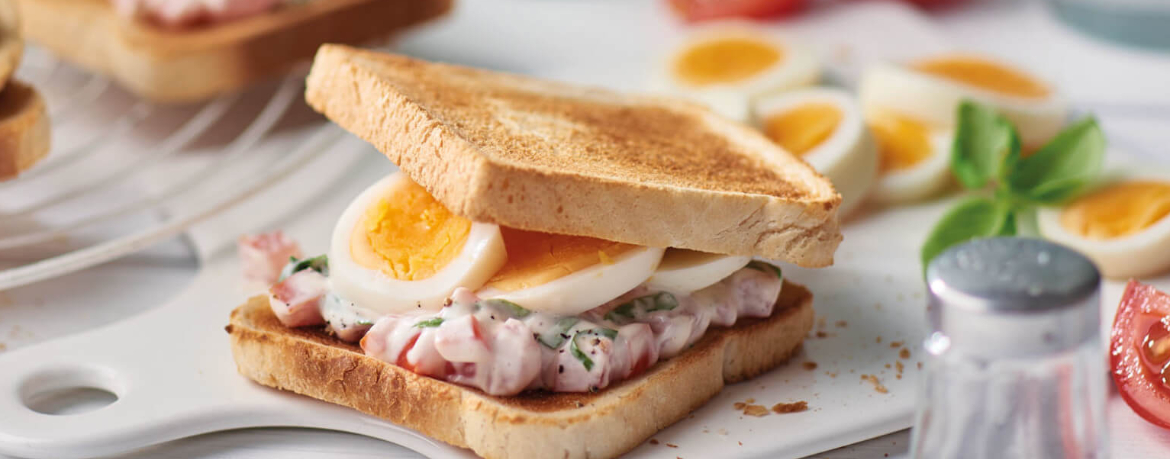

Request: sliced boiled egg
left=646, top=249, right=751, bottom=295
left=754, top=88, right=877, bottom=216
left=859, top=54, right=1067, bottom=149
left=865, top=108, right=953, bottom=204
left=1038, top=175, right=1170, bottom=278
left=653, top=25, right=820, bottom=122
left=475, top=228, right=665, bottom=315
left=330, top=172, right=507, bottom=314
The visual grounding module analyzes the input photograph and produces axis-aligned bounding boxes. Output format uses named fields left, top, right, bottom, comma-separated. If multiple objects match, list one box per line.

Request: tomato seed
left=1142, top=320, right=1170, bottom=365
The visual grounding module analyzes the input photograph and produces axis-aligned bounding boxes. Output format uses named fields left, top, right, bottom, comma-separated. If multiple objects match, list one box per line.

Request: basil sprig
left=921, top=100, right=1104, bottom=271
left=279, top=254, right=329, bottom=281
left=570, top=328, right=619, bottom=371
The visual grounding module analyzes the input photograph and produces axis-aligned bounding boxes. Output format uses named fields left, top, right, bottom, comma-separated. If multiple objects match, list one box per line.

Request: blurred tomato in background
left=668, top=0, right=961, bottom=22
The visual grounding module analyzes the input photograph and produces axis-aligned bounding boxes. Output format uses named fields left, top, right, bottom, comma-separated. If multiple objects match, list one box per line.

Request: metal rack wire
left=0, top=47, right=344, bottom=290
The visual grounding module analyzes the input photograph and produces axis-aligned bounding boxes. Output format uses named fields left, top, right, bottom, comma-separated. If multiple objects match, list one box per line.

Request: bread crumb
left=896, top=361, right=904, bottom=374
left=889, top=341, right=903, bottom=348
left=650, top=439, right=659, bottom=445
left=896, top=374, right=902, bottom=380
left=825, top=371, right=837, bottom=378
left=733, top=402, right=746, bottom=410
left=861, top=374, right=889, bottom=394
left=772, top=401, right=809, bottom=413
left=875, top=336, right=882, bottom=343
left=745, top=398, right=755, bottom=404
left=0, top=342, right=6, bottom=352
left=917, top=362, right=923, bottom=369
left=900, top=348, right=911, bottom=359
left=666, top=443, right=678, bottom=448
left=743, top=405, right=769, bottom=417
left=835, top=320, right=848, bottom=328
left=802, top=361, right=818, bottom=370
left=815, top=331, right=828, bottom=338
left=738, top=441, right=743, bottom=446
left=884, top=363, right=891, bottom=369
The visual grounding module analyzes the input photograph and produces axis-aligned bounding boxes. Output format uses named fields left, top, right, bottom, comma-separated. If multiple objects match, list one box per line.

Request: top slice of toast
left=305, top=45, right=842, bottom=267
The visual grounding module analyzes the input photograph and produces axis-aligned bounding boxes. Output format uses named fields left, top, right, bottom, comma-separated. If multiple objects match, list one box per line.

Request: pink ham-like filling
left=111, top=0, right=284, bottom=27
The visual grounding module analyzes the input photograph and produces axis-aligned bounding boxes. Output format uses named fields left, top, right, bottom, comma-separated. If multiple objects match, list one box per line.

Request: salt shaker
left=911, top=237, right=1108, bottom=459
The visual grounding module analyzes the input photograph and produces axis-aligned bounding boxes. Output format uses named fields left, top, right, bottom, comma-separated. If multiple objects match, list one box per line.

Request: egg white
left=476, top=246, right=665, bottom=316
left=753, top=88, right=877, bottom=217
left=869, top=130, right=953, bottom=205
left=646, top=249, right=751, bottom=295
left=1037, top=172, right=1170, bottom=279
left=330, top=173, right=507, bottom=314
left=651, top=23, right=821, bottom=123
left=858, top=60, right=1067, bottom=148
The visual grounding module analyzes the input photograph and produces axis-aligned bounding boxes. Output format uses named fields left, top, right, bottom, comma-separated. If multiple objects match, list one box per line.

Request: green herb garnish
left=414, top=317, right=444, bottom=328
left=482, top=298, right=531, bottom=318
left=570, top=328, right=619, bottom=371
left=646, top=292, right=679, bottom=312
left=604, top=303, right=636, bottom=322
left=537, top=317, right=580, bottom=349
left=921, top=100, right=1104, bottom=272
left=746, top=261, right=783, bottom=279
left=279, top=254, right=329, bottom=281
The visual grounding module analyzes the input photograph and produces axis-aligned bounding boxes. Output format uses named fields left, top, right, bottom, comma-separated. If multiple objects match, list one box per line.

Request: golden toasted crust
left=304, top=46, right=843, bottom=267
left=0, top=0, right=21, bottom=92
left=0, top=80, right=50, bottom=180
left=228, top=280, right=813, bottom=459
left=15, top=0, right=452, bottom=103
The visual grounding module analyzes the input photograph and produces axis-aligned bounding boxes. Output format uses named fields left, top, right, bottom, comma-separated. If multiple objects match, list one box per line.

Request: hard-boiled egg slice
left=754, top=88, right=877, bottom=217
left=859, top=54, right=1067, bottom=149
left=475, top=228, right=665, bottom=315
left=330, top=173, right=507, bottom=314
left=653, top=25, right=821, bottom=122
left=865, top=109, right=952, bottom=204
left=1038, top=176, right=1170, bottom=278
left=646, top=249, right=751, bottom=295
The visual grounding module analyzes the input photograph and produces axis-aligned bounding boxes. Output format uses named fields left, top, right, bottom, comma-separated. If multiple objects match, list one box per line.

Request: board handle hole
left=19, top=366, right=122, bottom=416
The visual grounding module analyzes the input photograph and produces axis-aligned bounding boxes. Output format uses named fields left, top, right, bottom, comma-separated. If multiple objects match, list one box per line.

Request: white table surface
left=5, top=0, right=1170, bottom=458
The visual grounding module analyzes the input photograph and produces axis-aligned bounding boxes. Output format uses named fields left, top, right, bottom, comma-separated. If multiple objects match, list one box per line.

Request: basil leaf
left=414, top=317, right=444, bottom=328
left=647, top=292, right=679, bottom=312
left=1006, top=116, right=1105, bottom=204
left=747, top=261, right=783, bottom=279
left=920, top=197, right=1016, bottom=272
left=569, top=328, right=619, bottom=371
left=482, top=298, right=531, bottom=318
left=279, top=254, right=329, bottom=281
left=604, top=303, right=636, bottom=323
left=951, top=100, right=1021, bottom=189
left=538, top=317, right=579, bottom=349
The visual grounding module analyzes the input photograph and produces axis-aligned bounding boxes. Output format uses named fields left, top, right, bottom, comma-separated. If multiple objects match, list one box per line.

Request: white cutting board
left=0, top=1, right=966, bottom=458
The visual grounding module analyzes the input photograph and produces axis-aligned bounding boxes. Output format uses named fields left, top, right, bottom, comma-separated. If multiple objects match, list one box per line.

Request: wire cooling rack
left=0, top=47, right=345, bottom=291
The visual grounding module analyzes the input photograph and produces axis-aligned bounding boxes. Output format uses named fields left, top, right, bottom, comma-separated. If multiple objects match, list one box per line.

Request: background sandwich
left=0, top=0, right=50, bottom=181
left=229, top=45, right=841, bottom=459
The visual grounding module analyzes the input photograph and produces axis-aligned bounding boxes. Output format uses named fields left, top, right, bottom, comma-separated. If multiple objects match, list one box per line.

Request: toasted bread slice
left=0, top=80, right=51, bottom=180
left=305, top=46, right=843, bottom=268
left=228, top=280, right=814, bottom=459
left=16, top=0, right=452, bottom=103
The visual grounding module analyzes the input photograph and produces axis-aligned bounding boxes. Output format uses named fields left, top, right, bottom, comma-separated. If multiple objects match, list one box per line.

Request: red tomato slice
left=1111, top=280, right=1170, bottom=429
left=668, top=0, right=807, bottom=22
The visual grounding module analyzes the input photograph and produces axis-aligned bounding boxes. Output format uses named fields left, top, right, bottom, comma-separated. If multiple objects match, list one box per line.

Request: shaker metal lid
left=925, top=237, right=1101, bottom=357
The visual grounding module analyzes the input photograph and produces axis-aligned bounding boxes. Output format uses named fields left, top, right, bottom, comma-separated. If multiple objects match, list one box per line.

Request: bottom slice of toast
left=227, top=280, right=814, bottom=459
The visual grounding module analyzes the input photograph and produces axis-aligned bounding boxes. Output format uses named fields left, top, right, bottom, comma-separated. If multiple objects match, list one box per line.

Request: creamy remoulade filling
left=112, top=0, right=289, bottom=27
left=265, top=256, right=785, bottom=396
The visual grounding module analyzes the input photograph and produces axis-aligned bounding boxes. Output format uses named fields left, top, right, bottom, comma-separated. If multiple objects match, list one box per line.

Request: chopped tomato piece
left=1111, top=280, right=1170, bottom=429
left=667, top=0, right=807, bottom=22
left=395, top=334, right=422, bottom=373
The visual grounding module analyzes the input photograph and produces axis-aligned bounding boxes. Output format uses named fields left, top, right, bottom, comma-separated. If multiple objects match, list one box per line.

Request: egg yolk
left=483, top=227, right=640, bottom=291
left=350, top=177, right=471, bottom=280
left=1060, top=181, right=1170, bottom=240
left=868, top=112, right=933, bottom=173
left=763, top=103, right=843, bottom=156
left=674, top=36, right=783, bottom=86
left=913, top=55, right=1050, bottom=99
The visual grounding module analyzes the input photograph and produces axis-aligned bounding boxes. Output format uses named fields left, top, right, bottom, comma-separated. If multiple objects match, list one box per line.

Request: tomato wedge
left=667, top=0, right=807, bottom=22
left=1111, top=279, right=1170, bottom=429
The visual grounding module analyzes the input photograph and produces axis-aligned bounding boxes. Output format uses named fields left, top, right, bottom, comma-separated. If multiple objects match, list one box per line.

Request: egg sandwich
left=0, top=0, right=50, bottom=181
left=16, top=0, right=452, bottom=103
left=227, top=45, right=842, bottom=459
